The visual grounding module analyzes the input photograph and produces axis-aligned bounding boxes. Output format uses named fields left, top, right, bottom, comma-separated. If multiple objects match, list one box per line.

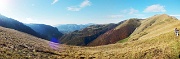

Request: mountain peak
left=149, top=14, right=178, bottom=21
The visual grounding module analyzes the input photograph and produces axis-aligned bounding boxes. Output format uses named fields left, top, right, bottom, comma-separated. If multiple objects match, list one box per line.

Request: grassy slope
left=59, top=14, right=180, bottom=59
left=1, top=14, right=180, bottom=59
left=129, top=14, right=178, bottom=41
left=69, top=14, right=180, bottom=59
left=88, top=19, right=141, bottom=46
left=0, top=26, right=66, bottom=59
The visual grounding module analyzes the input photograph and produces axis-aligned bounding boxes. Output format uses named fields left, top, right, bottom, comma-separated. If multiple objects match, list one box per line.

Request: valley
left=1, top=14, right=180, bottom=59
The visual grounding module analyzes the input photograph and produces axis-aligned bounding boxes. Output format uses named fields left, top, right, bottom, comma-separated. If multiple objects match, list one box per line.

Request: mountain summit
left=129, top=14, right=179, bottom=41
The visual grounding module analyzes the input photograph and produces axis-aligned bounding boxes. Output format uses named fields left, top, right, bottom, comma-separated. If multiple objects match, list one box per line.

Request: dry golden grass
left=1, top=14, right=180, bottom=59
left=0, top=26, right=67, bottom=59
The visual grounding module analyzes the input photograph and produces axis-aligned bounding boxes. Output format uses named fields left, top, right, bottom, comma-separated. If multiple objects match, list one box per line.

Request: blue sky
left=0, top=0, right=180, bottom=26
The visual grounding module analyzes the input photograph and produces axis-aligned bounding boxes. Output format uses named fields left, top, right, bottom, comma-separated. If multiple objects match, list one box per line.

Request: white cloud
left=170, top=15, right=180, bottom=17
left=108, top=15, right=124, bottom=19
left=25, top=18, right=37, bottom=23
left=144, top=4, right=166, bottom=12
left=129, top=8, right=139, bottom=14
left=67, top=7, right=81, bottom=11
left=18, top=18, right=39, bottom=24
left=171, top=15, right=180, bottom=19
left=120, top=8, right=139, bottom=15
left=51, top=0, right=58, bottom=4
left=67, top=0, right=91, bottom=11
left=107, top=8, right=140, bottom=19
left=80, top=0, right=91, bottom=7
left=120, top=9, right=128, bottom=13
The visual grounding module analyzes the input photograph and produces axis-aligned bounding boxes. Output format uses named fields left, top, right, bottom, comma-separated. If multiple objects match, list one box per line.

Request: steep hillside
left=26, top=24, right=63, bottom=41
left=88, top=19, right=142, bottom=46
left=59, top=23, right=117, bottom=46
left=56, top=24, right=93, bottom=34
left=128, top=14, right=179, bottom=41
left=0, top=14, right=42, bottom=38
left=1, top=14, right=180, bottom=59
left=58, top=14, right=180, bottom=59
left=0, top=26, right=62, bottom=58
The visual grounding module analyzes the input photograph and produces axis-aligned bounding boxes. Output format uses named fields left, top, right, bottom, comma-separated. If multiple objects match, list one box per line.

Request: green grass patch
left=118, top=37, right=130, bottom=43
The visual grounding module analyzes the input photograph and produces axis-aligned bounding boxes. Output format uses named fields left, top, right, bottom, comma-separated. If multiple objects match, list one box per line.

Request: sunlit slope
left=56, top=14, right=180, bottom=59
left=67, top=14, right=180, bottom=59
left=1, top=14, right=180, bottom=59
left=0, top=26, right=62, bottom=58
left=72, top=31, right=180, bottom=59
left=129, top=14, right=179, bottom=41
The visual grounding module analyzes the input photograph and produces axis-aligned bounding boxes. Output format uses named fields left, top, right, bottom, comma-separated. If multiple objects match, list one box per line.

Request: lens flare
left=0, top=0, right=9, bottom=8
left=49, top=38, right=59, bottom=50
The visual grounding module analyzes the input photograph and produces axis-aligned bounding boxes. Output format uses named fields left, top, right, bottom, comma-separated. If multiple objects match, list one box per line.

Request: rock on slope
left=0, top=14, right=42, bottom=38
left=60, top=23, right=117, bottom=46
left=26, top=24, right=63, bottom=41
left=88, top=18, right=142, bottom=46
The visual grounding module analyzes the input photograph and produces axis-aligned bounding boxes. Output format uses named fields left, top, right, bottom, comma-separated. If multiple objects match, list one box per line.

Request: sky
left=0, top=0, right=180, bottom=26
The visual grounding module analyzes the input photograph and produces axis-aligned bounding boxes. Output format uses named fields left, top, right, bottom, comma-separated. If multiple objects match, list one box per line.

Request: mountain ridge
left=59, top=23, right=117, bottom=46
left=26, top=24, right=63, bottom=41
left=56, top=24, right=94, bottom=34
left=0, top=14, right=43, bottom=39
left=88, top=18, right=143, bottom=46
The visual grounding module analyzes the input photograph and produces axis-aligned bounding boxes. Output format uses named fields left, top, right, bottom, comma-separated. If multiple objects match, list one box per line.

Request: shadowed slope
left=26, top=24, right=63, bottom=41
left=88, top=19, right=142, bottom=46
left=0, top=14, right=43, bottom=39
left=60, top=24, right=117, bottom=46
left=1, top=14, right=180, bottom=59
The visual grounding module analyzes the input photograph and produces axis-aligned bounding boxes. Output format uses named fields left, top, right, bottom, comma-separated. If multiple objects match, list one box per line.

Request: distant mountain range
left=59, top=19, right=143, bottom=46
left=26, top=24, right=63, bottom=41
left=56, top=23, right=94, bottom=34
left=0, top=14, right=43, bottom=39
left=59, top=23, right=117, bottom=46
left=2, top=14, right=180, bottom=58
